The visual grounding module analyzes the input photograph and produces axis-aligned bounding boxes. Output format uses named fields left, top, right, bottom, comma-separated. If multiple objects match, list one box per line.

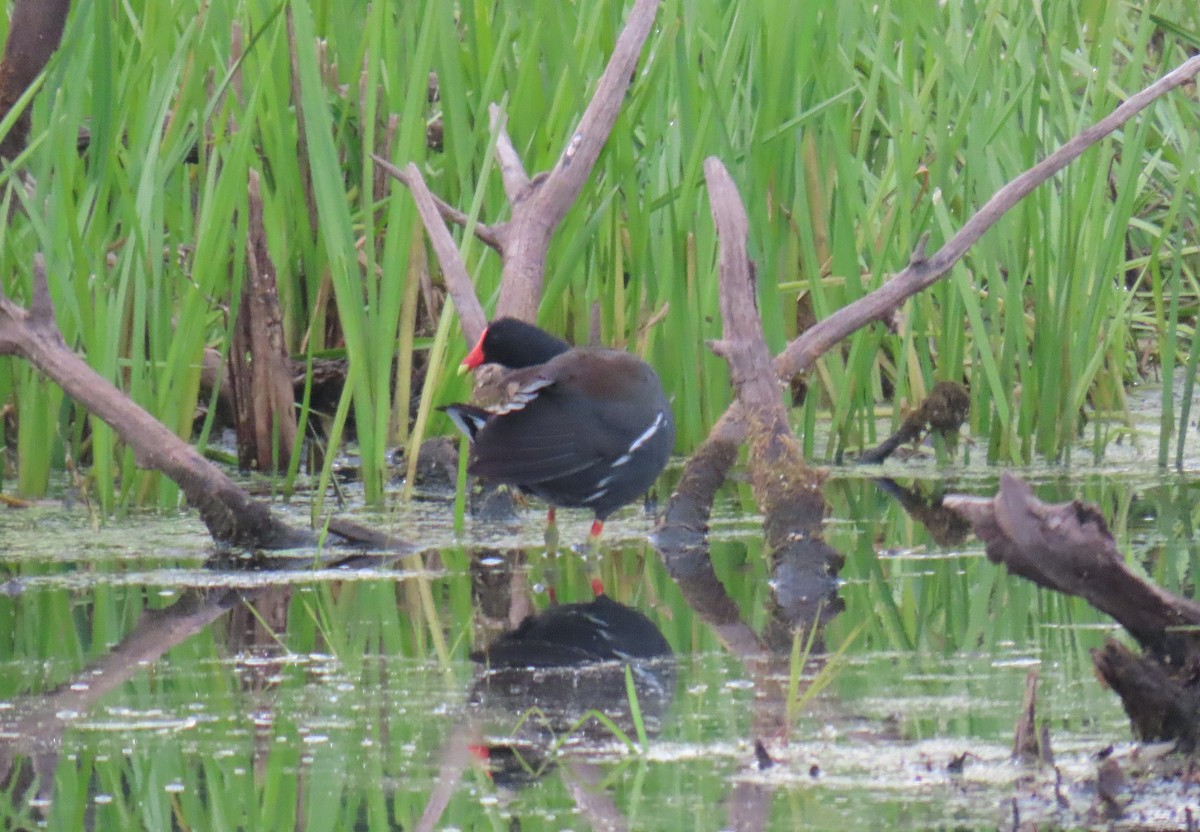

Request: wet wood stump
left=947, top=474, right=1200, bottom=749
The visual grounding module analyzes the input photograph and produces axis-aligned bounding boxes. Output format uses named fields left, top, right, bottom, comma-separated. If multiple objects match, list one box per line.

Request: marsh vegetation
left=2, top=0, right=1200, bottom=828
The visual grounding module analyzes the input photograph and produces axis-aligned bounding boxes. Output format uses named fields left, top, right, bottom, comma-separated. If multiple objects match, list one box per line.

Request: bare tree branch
left=0, top=0, right=71, bottom=161
left=674, top=51, right=1200, bottom=500
left=488, top=102, right=530, bottom=203
left=778, top=52, right=1200, bottom=378
left=0, top=256, right=408, bottom=550
left=400, top=162, right=489, bottom=345
left=372, top=153, right=505, bottom=253
left=385, top=0, right=661, bottom=330
left=494, top=0, right=660, bottom=320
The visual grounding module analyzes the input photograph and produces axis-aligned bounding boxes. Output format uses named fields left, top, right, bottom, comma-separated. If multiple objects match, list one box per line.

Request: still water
left=2, top=393, right=1199, bottom=829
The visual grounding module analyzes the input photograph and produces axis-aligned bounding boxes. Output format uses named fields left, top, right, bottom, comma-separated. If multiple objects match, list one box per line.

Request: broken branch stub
left=228, top=168, right=298, bottom=473
left=777, top=53, right=1200, bottom=382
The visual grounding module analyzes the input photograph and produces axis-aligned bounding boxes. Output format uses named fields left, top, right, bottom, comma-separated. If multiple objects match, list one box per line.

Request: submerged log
left=945, top=474, right=1200, bottom=749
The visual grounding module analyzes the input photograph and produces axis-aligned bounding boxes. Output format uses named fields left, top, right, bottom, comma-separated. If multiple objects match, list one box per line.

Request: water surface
left=3, top=397, right=1200, bottom=829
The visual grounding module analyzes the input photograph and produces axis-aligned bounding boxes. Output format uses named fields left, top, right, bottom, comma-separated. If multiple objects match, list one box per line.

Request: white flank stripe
left=626, top=412, right=664, bottom=453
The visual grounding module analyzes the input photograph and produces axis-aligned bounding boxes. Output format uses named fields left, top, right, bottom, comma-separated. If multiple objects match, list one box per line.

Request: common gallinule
left=442, top=318, right=674, bottom=539
left=471, top=591, right=673, bottom=668
left=469, top=592, right=676, bottom=786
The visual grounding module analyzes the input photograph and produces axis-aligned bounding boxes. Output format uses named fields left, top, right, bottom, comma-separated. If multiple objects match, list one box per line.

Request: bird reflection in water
left=467, top=591, right=676, bottom=786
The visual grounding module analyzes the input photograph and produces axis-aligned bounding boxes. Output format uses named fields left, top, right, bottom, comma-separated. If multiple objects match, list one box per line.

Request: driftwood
left=642, top=62, right=1200, bottom=753
left=945, top=474, right=1200, bottom=748
left=649, top=54, right=1200, bottom=793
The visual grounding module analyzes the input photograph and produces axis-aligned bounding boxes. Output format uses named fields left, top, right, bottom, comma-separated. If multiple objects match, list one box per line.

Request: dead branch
left=492, top=0, right=660, bottom=320
left=778, top=53, right=1200, bottom=379
left=382, top=0, right=661, bottom=328
left=674, top=51, right=1200, bottom=517
left=227, top=168, right=298, bottom=472
left=392, top=159, right=489, bottom=344
left=945, top=473, right=1200, bottom=747
left=0, top=257, right=304, bottom=546
left=0, top=0, right=70, bottom=161
left=0, top=255, right=405, bottom=550
left=696, top=158, right=843, bottom=649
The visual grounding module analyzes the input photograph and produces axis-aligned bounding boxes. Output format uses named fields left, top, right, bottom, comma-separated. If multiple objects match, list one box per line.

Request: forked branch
left=381, top=0, right=662, bottom=327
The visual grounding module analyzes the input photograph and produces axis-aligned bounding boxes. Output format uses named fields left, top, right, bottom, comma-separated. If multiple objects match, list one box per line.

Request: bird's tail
left=438, top=404, right=490, bottom=441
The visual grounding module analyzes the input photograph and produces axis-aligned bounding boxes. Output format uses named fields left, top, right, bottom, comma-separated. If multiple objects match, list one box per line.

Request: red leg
left=588, top=519, right=604, bottom=539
